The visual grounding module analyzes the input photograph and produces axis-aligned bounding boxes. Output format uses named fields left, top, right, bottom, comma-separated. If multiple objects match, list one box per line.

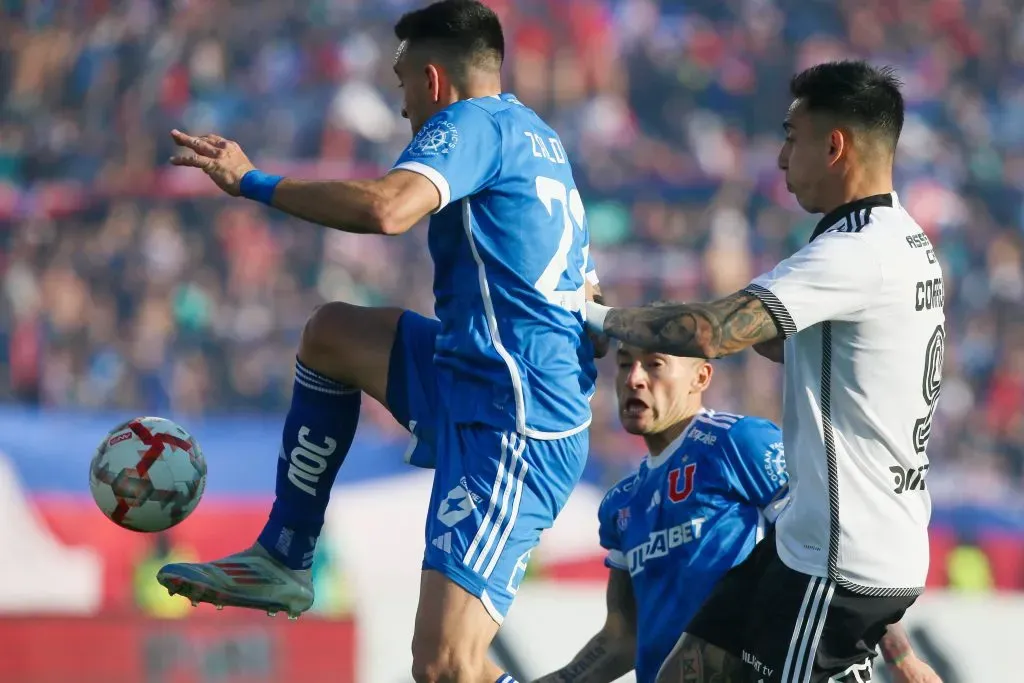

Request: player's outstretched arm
left=532, top=569, right=636, bottom=683
left=880, top=623, right=943, bottom=683
left=169, top=130, right=438, bottom=235
left=586, top=290, right=780, bottom=359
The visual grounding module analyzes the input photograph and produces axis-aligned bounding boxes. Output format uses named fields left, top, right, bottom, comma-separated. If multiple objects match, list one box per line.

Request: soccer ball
left=89, top=416, right=207, bottom=532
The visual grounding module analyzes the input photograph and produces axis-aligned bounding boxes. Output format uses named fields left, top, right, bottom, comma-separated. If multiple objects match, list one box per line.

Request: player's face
left=393, top=43, right=441, bottom=135
left=778, top=100, right=834, bottom=213
left=615, top=345, right=711, bottom=436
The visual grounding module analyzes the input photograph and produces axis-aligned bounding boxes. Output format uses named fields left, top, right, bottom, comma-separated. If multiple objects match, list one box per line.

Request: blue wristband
left=239, top=169, right=283, bottom=205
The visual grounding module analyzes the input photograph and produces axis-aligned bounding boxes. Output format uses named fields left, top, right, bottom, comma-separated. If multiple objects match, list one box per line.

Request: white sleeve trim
left=586, top=269, right=600, bottom=285
left=745, top=283, right=797, bottom=338
left=606, top=549, right=628, bottom=570
left=393, top=161, right=451, bottom=213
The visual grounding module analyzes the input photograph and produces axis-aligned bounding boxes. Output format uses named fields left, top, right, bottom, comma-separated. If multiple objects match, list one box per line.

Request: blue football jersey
left=392, top=93, right=597, bottom=438
left=598, top=409, right=789, bottom=683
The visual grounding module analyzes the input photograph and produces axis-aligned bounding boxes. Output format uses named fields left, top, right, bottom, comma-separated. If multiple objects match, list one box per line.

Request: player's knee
left=410, top=643, right=485, bottom=683
left=299, top=302, right=349, bottom=362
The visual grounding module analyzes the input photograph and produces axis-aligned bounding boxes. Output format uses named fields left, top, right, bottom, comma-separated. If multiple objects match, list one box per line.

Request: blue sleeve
left=392, top=101, right=501, bottom=211
left=597, top=484, right=628, bottom=571
left=726, top=418, right=788, bottom=509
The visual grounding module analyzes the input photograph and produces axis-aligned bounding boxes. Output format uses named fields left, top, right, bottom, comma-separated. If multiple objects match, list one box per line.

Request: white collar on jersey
left=646, top=407, right=710, bottom=470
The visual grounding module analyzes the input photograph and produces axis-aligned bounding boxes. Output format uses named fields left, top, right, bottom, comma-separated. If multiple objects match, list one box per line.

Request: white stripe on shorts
left=483, top=435, right=529, bottom=579
left=463, top=432, right=527, bottom=576
left=780, top=576, right=836, bottom=682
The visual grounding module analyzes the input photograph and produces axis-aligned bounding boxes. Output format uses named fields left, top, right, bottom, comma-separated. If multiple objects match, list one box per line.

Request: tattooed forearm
left=534, top=633, right=633, bottom=683
left=656, top=636, right=748, bottom=683
left=603, top=290, right=780, bottom=359
left=535, top=570, right=636, bottom=683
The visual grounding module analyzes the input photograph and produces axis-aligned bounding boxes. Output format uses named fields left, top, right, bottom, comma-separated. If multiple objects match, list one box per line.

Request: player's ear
left=828, top=129, right=845, bottom=164
left=425, top=63, right=442, bottom=103
left=693, top=361, right=713, bottom=392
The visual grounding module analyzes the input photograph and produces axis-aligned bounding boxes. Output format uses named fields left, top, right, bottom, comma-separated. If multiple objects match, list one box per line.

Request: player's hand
left=889, top=655, right=942, bottom=683
left=169, top=129, right=255, bottom=197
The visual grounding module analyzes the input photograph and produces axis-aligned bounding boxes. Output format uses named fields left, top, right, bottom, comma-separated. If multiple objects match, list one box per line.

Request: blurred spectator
left=133, top=533, right=198, bottom=619
left=1, top=0, right=1023, bottom=500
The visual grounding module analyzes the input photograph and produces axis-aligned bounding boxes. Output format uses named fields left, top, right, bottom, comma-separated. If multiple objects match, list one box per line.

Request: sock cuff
left=294, top=360, right=358, bottom=395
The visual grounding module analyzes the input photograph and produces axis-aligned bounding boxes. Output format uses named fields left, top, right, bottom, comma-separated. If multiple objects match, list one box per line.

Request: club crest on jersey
left=667, top=463, right=697, bottom=503
left=408, top=120, right=459, bottom=157
left=616, top=507, right=630, bottom=531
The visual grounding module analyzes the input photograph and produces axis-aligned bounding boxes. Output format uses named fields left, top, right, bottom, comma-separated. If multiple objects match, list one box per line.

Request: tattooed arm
left=533, top=569, right=637, bottom=683
left=880, top=623, right=942, bottom=683
left=589, top=290, right=781, bottom=359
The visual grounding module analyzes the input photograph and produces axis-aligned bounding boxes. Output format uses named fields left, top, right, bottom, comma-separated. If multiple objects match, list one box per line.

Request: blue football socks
left=257, top=360, right=361, bottom=569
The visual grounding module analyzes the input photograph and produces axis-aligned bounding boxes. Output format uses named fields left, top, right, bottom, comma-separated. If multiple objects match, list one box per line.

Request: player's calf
left=655, top=634, right=749, bottom=683
left=257, top=302, right=405, bottom=569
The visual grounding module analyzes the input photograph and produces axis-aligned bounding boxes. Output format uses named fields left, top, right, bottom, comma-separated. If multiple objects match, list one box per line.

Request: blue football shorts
left=386, top=310, right=588, bottom=622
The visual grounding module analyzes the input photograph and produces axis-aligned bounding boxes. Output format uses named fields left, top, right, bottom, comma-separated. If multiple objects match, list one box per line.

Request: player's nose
left=625, top=363, right=648, bottom=388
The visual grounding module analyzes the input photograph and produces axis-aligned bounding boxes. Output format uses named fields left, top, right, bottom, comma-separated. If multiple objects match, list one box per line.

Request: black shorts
left=685, top=531, right=916, bottom=683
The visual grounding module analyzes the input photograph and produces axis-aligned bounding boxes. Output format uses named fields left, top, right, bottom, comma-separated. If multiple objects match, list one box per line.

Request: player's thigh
left=800, top=589, right=916, bottom=683
left=298, top=301, right=405, bottom=406
left=382, top=311, right=442, bottom=468
left=739, top=555, right=914, bottom=683
left=421, top=426, right=587, bottom=624
left=410, top=569, right=502, bottom=677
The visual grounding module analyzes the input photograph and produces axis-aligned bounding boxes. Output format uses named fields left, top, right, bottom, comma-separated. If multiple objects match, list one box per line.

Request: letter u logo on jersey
left=667, top=464, right=697, bottom=503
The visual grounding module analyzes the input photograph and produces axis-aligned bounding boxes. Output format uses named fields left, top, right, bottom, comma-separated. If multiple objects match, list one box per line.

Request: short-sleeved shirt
left=598, top=409, right=789, bottom=682
left=745, top=192, right=945, bottom=596
left=392, top=93, right=598, bottom=439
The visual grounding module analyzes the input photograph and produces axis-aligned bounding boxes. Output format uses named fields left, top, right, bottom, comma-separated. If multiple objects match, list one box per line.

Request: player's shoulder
left=690, top=409, right=768, bottom=435
left=598, top=467, right=643, bottom=522
left=692, top=410, right=780, bottom=447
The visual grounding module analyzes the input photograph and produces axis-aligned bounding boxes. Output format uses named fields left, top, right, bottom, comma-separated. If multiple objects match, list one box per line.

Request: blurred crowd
left=1, top=0, right=1023, bottom=500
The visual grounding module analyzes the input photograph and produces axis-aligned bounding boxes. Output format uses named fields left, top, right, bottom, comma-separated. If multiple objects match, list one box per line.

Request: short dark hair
left=790, top=60, right=904, bottom=151
left=394, top=0, right=504, bottom=74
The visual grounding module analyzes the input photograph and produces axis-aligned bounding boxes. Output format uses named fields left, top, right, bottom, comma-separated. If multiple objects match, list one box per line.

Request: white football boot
left=156, top=543, right=314, bottom=619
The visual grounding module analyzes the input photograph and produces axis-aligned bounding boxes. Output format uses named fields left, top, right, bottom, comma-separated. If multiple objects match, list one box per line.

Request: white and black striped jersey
left=745, top=192, right=944, bottom=597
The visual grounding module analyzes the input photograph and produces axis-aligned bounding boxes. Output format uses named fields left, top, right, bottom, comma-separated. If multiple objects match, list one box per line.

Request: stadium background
left=1, top=0, right=1022, bottom=680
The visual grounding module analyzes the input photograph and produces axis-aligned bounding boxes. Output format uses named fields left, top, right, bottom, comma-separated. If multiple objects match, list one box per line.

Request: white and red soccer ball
left=89, top=416, right=207, bottom=532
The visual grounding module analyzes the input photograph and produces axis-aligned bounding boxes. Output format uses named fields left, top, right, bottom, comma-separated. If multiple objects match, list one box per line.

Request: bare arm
left=533, top=569, right=636, bottom=683
left=270, top=170, right=440, bottom=235
left=596, top=290, right=781, bottom=359
left=168, top=130, right=439, bottom=235
left=880, top=623, right=942, bottom=682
